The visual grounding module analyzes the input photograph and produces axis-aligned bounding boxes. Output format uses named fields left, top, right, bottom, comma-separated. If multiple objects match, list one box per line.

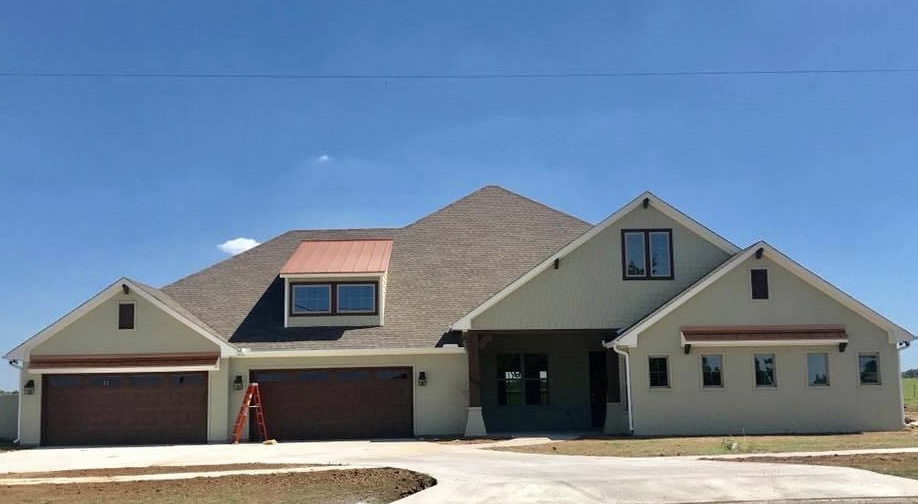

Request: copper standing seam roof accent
left=681, top=325, right=847, bottom=342
left=29, top=352, right=221, bottom=370
left=280, top=239, right=394, bottom=275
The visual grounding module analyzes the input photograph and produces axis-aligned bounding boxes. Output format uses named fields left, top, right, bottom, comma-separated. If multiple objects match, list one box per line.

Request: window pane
left=751, top=269, right=769, bottom=300
left=498, top=379, right=524, bottom=405
left=337, top=284, right=376, bottom=312
left=702, top=355, right=723, bottom=387
left=496, top=354, right=522, bottom=379
left=624, top=232, right=646, bottom=277
left=649, top=232, right=672, bottom=277
left=807, top=353, right=829, bottom=386
left=337, top=370, right=369, bottom=381
left=292, top=285, right=330, bottom=313
left=859, top=354, right=880, bottom=384
left=295, top=371, right=329, bottom=381
left=754, top=354, right=776, bottom=387
left=523, top=354, right=548, bottom=379
left=648, top=357, right=669, bottom=387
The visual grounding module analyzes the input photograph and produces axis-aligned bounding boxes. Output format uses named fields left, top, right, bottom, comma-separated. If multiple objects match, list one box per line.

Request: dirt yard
left=1, top=467, right=435, bottom=504
left=494, top=430, right=918, bottom=457
left=0, top=463, right=319, bottom=479
left=727, top=453, right=918, bottom=480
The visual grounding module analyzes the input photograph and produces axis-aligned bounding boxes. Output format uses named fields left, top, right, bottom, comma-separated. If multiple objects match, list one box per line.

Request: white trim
left=610, top=242, right=916, bottom=348
left=235, top=346, right=467, bottom=359
left=27, top=364, right=219, bottom=374
left=4, top=277, right=237, bottom=361
left=281, top=272, right=385, bottom=280
left=451, top=192, right=740, bottom=331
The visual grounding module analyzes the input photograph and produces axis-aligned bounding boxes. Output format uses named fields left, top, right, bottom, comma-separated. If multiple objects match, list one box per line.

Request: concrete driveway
left=3, top=439, right=918, bottom=503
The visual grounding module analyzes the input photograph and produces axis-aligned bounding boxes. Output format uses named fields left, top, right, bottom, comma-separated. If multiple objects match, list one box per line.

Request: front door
left=588, top=351, right=607, bottom=428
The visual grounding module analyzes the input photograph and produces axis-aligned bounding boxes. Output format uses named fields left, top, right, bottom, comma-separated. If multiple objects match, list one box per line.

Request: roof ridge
left=405, top=185, right=590, bottom=228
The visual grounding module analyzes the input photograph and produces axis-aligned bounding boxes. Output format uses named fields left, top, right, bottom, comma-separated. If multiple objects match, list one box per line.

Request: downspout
left=611, top=344, right=634, bottom=435
left=7, top=360, right=22, bottom=444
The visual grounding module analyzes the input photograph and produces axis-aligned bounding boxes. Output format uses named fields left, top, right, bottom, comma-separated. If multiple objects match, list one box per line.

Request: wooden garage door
left=252, top=367, right=413, bottom=440
left=42, top=372, right=207, bottom=446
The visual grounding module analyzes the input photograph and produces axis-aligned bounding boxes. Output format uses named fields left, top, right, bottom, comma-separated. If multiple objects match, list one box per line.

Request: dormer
left=280, top=239, right=393, bottom=328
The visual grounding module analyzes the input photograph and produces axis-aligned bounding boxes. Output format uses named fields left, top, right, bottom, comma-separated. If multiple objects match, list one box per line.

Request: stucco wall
left=471, top=206, right=732, bottom=330
left=628, top=255, right=903, bottom=435
left=16, top=369, right=39, bottom=445
left=0, top=394, right=18, bottom=440
left=31, top=291, right=219, bottom=356
left=226, top=351, right=469, bottom=439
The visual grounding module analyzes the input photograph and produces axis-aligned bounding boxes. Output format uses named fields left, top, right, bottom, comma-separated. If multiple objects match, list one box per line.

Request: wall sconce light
left=23, top=379, right=35, bottom=395
left=417, top=371, right=427, bottom=387
left=233, top=375, right=244, bottom=391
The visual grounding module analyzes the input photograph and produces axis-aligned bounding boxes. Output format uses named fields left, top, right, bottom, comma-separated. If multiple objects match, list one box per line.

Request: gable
left=467, top=203, right=733, bottom=330
left=614, top=245, right=914, bottom=348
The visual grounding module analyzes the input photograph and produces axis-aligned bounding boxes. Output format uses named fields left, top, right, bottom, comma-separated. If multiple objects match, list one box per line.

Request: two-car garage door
left=42, top=372, right=207, bottom=446
left=252, top=367, right=413, bottom=440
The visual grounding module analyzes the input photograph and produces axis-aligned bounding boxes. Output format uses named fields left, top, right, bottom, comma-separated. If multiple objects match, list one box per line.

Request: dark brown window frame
left=751, top=268, right=769, bottom=300
left=117, top=302, right=135, bottom=330
left=621, top=229, right=674, bottom=280
left=289, top=281, right=379, bottom=317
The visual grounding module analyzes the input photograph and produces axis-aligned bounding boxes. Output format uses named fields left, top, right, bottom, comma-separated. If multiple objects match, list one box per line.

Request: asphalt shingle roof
left=160, top=186, right=591, bottom=350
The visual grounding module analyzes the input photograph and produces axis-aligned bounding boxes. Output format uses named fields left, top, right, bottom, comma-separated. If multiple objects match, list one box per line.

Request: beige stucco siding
left=31, top=292, right=220, bottom=356
left=471, top=206, right=732, bottom=330
left=628, top=256, right=902, bottom=435
left=227, top=352, right=469, bottom=439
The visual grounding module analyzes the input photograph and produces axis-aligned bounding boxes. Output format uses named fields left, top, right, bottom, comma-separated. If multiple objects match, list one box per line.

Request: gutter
left=7, top=359, right=22, bottom=445
left=611, top=344, right=634, bottom=435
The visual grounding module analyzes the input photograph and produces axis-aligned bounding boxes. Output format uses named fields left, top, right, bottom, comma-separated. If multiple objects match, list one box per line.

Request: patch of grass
left=904, top=377, right=918, bottom=417
left=727, top=452, right=918, bottom=480
left=494, top=430, right=918, bottom=457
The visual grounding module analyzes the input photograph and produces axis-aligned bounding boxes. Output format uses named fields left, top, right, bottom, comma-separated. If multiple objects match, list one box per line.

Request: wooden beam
left=466, top=332, right=481, bottom=407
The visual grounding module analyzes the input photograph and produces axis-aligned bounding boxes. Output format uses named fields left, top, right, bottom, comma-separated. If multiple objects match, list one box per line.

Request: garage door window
left=47, top=376, right=82, bottom=388
left=295, top=371, right=329, bottom=381
left=253, top=372, right=287, bottom=382
left=89, top=377, right=122, bottom=388
left=129, top=375, right=162, bottom=387
left=173, top=374, right=205, bottom=385
left=337, top=370, right=369, bottom=381
left=377, top=370, right=409, bottom=380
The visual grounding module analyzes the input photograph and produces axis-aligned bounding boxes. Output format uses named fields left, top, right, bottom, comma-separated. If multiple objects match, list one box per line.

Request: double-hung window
left=858, top=353, right=880, bottom=385
left=496, top=354, right=549, bottom=405
left=754, top=354, right=777, bottom=387
left=622, top=230, right=673, bottom=279
left=648, top=356, right=670, bottom=388
left=807, top=353, right=830, bottom=386
left=701, top=355, right=723, bottom=388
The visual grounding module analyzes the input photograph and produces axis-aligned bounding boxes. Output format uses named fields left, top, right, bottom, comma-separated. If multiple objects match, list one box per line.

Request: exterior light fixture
left=417, top=371, right=427, bottom=387
left=23, top=379, right=35, bottom=395
left=233, top=375, right=244, bottom=391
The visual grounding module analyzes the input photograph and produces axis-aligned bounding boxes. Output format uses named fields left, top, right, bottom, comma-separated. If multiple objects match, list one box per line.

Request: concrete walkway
left=2, top=440, right=918, bottom=503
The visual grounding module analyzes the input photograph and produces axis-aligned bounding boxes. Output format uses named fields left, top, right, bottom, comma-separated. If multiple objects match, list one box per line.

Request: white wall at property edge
left=30, top=291, right=220, bottom=356
left=628, top=255, right=902, bottom=436
left=0, top=394, right=18, bottom=440
left=226, top=352, right=469, bottom=440
left=470, top=205, right=731, bottom=330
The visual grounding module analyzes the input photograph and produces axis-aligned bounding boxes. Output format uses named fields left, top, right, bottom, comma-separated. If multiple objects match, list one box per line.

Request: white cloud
left=316, top=154, right=331, bottom=163
left=218, top=237, right=260, bottom=255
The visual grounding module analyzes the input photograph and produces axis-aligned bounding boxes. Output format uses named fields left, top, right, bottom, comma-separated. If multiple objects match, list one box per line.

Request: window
left=622, top=230, right=673, bottom=280
left=701, top=355, right=723, bottom=388
left=118, top=302, right=135, bottom=330
left=807, top=353, right=830, bottom=386
left=754, top=354, right=776, bottom=387
left=496, top=353, right=549, bottom=405
left=291, top=284, right=331, bottom=314
left=859, top=353, right=881, bottom=385
left=751, top=269, right=769, bottom=300
left=337, top=370, right=369, bottom=381
left=648, top=356, right=670, bottom=388
left=290, top=282, right=379, bottom=316
left=337, top=284, right=375, bottom=313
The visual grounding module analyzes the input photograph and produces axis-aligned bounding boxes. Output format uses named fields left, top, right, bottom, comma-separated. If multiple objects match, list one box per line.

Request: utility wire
left=1, top=67, right=918, bottom=81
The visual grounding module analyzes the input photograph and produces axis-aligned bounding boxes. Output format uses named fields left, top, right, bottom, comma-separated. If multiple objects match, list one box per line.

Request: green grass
left=904, top=377, right=918, bottom=413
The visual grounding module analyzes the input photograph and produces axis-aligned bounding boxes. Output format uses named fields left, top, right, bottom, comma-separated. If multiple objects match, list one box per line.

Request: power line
left=1, top=67, right=918, bottom=81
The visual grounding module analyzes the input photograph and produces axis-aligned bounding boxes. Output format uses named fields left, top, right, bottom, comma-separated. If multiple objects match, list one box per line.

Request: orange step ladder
left=231, top=383, right=269, bottom=443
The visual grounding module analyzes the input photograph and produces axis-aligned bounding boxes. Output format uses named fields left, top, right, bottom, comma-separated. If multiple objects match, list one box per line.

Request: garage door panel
left=42, top=372, right=207, bottom=446
left=252, top=367, right=412, bottom=440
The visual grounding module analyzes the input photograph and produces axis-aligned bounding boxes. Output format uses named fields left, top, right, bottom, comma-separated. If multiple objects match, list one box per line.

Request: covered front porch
left=463, top=330, right=629, bottom=436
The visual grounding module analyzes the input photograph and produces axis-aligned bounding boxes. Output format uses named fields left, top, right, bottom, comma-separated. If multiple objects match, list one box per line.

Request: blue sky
left=1, top=1, right=917, bottom=390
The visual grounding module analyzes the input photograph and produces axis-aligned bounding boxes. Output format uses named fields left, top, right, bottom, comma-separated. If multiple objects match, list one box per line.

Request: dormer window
left=280, top=239, right=392, bottom=327
left=622, top=229, right=673, bottom=280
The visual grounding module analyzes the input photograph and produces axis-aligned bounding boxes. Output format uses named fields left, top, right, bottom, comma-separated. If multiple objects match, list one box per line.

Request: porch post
left=603, top=349, right=629, bottom=435
left=464, top=331, right=487, bottom=436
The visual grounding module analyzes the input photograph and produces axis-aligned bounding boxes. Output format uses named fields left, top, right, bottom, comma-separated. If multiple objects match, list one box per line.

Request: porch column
left=464, top=331, right=487, bottom=436
left=603, top=349, right=629, bottom=435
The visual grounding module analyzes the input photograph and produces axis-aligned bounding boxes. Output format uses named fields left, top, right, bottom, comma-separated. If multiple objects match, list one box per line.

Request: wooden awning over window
left=680, top=325, right=848, bottom=347
left=28, top=352, right=220, bottom=373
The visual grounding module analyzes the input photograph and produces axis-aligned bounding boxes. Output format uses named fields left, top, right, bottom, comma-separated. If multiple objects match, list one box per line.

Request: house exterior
left=4, top=186, right=913, bottom=446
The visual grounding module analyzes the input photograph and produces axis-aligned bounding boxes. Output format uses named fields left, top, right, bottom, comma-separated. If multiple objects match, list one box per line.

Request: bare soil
left=1, top=463, right=318, bottom=479
left=1, top=467, right=435, bottom=503
left=725, top=452, right=918, bottom=480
